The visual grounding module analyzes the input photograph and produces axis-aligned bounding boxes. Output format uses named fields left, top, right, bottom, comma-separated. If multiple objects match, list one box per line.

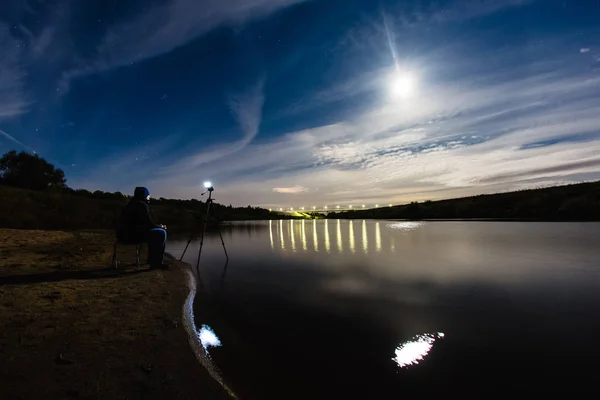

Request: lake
left=169, top=220, right=600, bottom=398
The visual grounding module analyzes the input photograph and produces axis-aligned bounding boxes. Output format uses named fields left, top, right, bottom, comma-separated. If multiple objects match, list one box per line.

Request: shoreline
left=0, top=228, right=229, bottom=399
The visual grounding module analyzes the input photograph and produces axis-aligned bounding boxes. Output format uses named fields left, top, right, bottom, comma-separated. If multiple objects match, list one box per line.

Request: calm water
left=169, top=221, right=600, bottom=398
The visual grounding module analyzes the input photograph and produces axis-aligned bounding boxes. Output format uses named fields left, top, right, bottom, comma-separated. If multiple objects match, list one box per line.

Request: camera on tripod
left=180, top=181, right=229, bottom=273
left=203, top=181, right=214, bottom=192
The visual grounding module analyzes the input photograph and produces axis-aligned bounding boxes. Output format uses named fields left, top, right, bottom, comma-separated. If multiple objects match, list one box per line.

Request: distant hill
left=0, top=185, right=280, bottom=231
left=326, top=181, right=600, bottom=221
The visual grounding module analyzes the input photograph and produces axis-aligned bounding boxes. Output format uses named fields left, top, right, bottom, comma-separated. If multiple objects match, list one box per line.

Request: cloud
left=0, top=24, right=30, bottom=120
left=59, top=0, right=308, bottom=92
left=144, top=34, right=600, bottom=207
left=273, top=185, right=308, bottom=194
left=159, top=78, right=266, bottom=175
left=66, top=2, right=600, bottom=208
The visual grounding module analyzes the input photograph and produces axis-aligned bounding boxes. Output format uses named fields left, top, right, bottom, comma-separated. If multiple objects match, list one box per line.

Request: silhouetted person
left=117, top=187, right=169, bottom=270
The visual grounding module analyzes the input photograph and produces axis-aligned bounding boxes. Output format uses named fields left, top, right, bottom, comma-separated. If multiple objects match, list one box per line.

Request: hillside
left=326, top=181, right=600, bottom=221
left=0, top=185, right=278, bottom=231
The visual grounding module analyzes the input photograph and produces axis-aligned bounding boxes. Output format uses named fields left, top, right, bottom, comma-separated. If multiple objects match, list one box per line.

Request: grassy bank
left=0, top=229, right=229, bottom=399
left=327, top=181, right=600, bottom=220
left=0, top=185, right=282, bottom=231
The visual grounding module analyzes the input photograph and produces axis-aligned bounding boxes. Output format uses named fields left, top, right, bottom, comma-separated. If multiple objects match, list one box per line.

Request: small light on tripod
left=204, top=181, right=212, bottom=188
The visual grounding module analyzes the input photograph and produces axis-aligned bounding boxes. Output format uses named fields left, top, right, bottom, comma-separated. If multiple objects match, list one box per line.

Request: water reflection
left=388, top=221, right=423, bottom=232
left=362, top=220, right=368, bottom=254
left=199, top=324, right=222, bottom=350
left=375, top=221, right=382, bottom=252
left=349, top=220, right=356, bottom=253
left=290, top=220, right=296, bottom=252
left=301, top=220, right=307, bottom=251
left=324, top=219, right=330, bottom=253
left=313, top=219, right=319, bottom=252
left=392, top=332, right=445, bottom=368
left=336, top=219, right=343, bottom=253
left=269, top=219, right=386, bottom=255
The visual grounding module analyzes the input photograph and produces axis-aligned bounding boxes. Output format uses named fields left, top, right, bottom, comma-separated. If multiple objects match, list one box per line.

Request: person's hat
left=134, top=187, right=150, bottom=199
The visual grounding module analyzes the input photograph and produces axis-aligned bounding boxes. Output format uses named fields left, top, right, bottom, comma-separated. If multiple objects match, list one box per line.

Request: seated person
left=117, top=186, right=169, bottom=270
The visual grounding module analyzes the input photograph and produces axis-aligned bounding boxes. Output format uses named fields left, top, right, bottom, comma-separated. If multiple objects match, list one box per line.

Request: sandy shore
left=0, top=229, right=230, bottom=399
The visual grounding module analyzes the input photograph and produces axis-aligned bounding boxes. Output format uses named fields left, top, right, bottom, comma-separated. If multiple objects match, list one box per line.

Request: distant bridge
left=270, top=206, right=391, bottom=215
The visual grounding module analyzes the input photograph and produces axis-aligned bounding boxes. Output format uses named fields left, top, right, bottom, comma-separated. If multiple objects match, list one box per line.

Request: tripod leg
left=179, top=235, right=194, bottom=261
left=210, top=200, right=229, bottom=260
left=196, top=199, right=211, bottom=275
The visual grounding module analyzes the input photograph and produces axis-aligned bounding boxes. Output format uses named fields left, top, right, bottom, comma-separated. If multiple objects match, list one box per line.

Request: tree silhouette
left=0, top=150, right=67, bottom=191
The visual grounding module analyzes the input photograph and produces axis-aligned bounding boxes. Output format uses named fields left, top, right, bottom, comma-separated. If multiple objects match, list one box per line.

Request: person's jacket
left=117, top=198, right=160, bottom=243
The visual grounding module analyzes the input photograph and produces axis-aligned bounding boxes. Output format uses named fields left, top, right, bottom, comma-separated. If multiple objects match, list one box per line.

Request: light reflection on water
left=290, top=220, right=296, bottom=251
left=349, top=220, right=356, bottom=253
left=392, top=332, right=445, bottom=368
left=301, top=220, right=307, bottom=251
left=324, top=219, right=330, bottom=253
left=336, top=219, right=343, bottom=253
left=269, top=220, right=274, bottom=250
left=279, top=219, right=285, bottom=250
left=313, top=219, right=319, bottom=252
left=267, top=219, right=398, bottom=255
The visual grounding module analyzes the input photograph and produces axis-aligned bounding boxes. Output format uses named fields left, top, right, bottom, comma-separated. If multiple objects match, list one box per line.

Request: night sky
left=1, top=0, right=599, bottom=208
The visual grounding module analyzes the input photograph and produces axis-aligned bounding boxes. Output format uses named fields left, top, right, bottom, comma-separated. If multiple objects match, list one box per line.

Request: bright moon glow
left=392, top=332, right=444, bottom=368
left=204, top=181, right=212, bottom=188
left=390, top=72, right=416, bottom=99
left=199, top=324, right=221, bottom=349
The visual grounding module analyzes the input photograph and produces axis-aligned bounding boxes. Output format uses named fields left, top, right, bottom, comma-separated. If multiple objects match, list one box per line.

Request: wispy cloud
left=159, top=78, right=266, bottom=175
left=273, top=185, right=308, bottom=194
left=59, top=0, right=308, bottom=92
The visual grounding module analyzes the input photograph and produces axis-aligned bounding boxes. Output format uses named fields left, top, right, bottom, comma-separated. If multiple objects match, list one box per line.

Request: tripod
left=179, top=188, right=229, bottom=276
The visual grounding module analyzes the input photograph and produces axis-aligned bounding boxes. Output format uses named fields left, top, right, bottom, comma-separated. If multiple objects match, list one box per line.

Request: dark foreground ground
left=0, top=229, right=229, bottom=399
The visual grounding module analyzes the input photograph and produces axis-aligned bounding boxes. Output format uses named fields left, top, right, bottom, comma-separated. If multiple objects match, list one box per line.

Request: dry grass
left=0, top=229, right=228, bottom=399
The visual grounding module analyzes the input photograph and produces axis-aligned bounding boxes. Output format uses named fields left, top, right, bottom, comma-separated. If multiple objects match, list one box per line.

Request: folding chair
left=111, top=240, right=144, bottom=268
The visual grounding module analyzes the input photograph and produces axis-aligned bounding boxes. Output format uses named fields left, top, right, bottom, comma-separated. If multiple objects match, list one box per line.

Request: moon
left=390, top=72, right=416, bottom=100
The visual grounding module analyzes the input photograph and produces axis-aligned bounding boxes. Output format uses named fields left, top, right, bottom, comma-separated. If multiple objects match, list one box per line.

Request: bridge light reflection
left=290, top=220, right=296, bottom=251
left=362, top=220, right=368, bottom=253
left=336, top=219, right=343, bottom=253
left=349, top=220, right=356, bottom=253
left=279, top=219, right=285, bottom=250
left=324, top=219, right=330, bottom=253
left=375, top=221, right=382, bottom=252
left=301, top=220, right=307, bottom=251
left=313, top=219, right=319, bottom=252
